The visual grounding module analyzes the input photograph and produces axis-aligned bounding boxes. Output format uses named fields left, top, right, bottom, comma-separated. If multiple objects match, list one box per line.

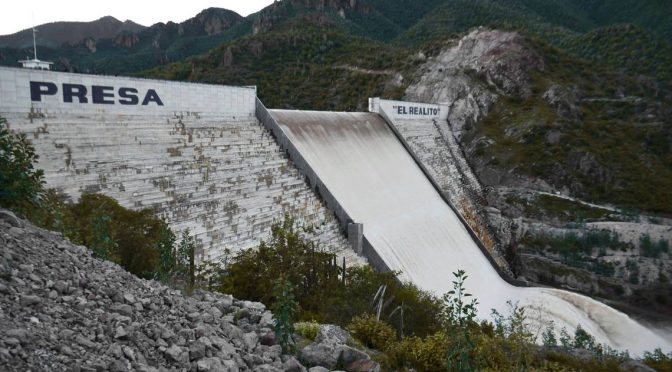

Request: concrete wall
left=370, top=97, right=511, bottom=275
left=0, top=67, right=361, bottom=265
left=0, top=67, right=255, bottom=118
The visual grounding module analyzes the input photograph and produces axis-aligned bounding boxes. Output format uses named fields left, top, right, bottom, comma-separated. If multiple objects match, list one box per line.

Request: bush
left=63, top=193, right=174, bottom=279
left=295, top=320, right=320, bottom=341
left=0, top=116, right=45, bottom=215
left=644, top=348, right=672, bottom=371
left=216, top=215, right=443, bottom=337
left=347, top=314, right=397, bottom=351
left=390, top=332, right=448, bottom=371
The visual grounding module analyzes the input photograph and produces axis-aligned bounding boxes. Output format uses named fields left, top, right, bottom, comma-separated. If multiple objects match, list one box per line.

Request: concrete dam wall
left=1, top=67, right=670, bottom=354
left=0, top=67, right=363, bottom=265
left=268, top=108, right=671, bottom=355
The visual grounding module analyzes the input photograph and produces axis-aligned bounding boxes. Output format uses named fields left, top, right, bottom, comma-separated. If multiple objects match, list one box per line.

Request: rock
left=122, top=346, right=136, bottom=362
left=108, top=359, right=130, bottom=372
left=197, top=357, right=226, bottom=371
left=282, top=356, right=307, bottom=372
left=20, top=295, right=41, bottom=306
left=308, top=367, right=330, bottom=372
left=243, top=332, right=259, bottom=351
left=315, top=325, right=350, bottom=345
left=259, top=331, right=276, bottom=346
left=0, top=210, right=23, bottom=227
left=189, top=341, right=206, bottom=361
left=346, top=359, right=381, bottom=372
left=111, top=304, right=134, bottom=317
left=164, top=344, right=187, bottom=363
left=259, top=312, right=274, bottom=328
left=108, top=343, right=123, bottom=358
left=123, top=293, right=136, bottom=304
left=208, top=306, right=223, bottom=319
left=300, top=343, right=338, bottom=369
left=5, top=329, right=29, bottom=342
left=75, top=335, right=97, bottom=349
left=337, top=345, right=369, bottom=365
left=58, top=329, right=75, bottom=340
left=54, top=280, right=69, bottom=294
left=619, top=360, right=656, bottom=372
left=114, top=326, right=128, bottom=340
left=8, top=227, right=24, bottom=237
left=210, top=335, right=236, bottom=358
left=254, top=364, right=283, bottom=372
left=187, top=312, right=202, bottom=323
left=3, top=338, right=20, bottom=346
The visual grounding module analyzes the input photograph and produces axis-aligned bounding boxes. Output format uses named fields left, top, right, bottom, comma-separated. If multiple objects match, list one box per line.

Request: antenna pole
left=33, top=27, right=37, bottom=60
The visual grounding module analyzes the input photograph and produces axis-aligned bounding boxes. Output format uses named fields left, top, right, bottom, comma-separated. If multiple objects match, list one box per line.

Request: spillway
left=268, top=109, right=672, bottom=355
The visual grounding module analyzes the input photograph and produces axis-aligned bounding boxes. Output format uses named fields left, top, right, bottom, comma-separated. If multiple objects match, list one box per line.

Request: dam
left=1, top=66, right=670, bottom=355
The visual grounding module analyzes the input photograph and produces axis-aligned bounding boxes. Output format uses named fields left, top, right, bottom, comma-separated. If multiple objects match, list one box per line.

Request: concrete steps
left=7, top=113, right=366, bottom=267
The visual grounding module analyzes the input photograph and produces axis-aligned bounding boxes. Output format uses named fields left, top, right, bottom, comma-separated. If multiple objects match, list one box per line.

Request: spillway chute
left=266, top=107, right=672, bottom=356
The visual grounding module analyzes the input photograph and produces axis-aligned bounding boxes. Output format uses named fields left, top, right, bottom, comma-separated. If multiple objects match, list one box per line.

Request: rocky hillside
left=0, top=16, right=145, bottom=49
left=0, top=207, right=388, bottom=371
left=0, top=208, right=284, bottom=371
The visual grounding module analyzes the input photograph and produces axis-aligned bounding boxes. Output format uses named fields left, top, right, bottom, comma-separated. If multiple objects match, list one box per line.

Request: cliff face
left=406, top=28, right=544, bottom=139
left=405, top=28, right=672, bottom=320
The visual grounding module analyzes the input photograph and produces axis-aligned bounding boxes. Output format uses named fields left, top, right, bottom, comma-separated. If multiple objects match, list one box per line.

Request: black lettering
left=63, top=84, right=88, bottom=103
left=30, top=81, right=57, bottom=102
left=141, top=89, right=163, bottom=106
left=403, top=106, right=407, bottom=115
left=92, top=85, right=114, bottom=104
left=397, top=106, right=403, bottom=115
left=118, top=88, right=139, bottom=105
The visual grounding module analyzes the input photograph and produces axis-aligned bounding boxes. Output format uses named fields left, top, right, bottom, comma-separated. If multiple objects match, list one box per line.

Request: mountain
left=0, top=16, right=145, bottom=49
left=2, top=0, right=672, bottom=83
left=0, top=8, right=244, bottom=74
left=148, top=16, right=408, bottom=111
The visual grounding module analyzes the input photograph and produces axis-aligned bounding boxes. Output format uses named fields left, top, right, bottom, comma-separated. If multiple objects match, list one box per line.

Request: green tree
left=0, top=116, right=45, bottom=215
left=177, top=229, right=197, bottom=293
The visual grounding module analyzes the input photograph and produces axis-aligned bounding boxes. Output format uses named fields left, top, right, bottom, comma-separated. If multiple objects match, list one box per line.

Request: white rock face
left=406, top=28, right=544, bottom=139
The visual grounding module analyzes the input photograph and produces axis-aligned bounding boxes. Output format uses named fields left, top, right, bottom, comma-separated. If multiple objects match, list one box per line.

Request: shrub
left=63, top=193, right=174, bottom=279
left=216, top=215, right=442, bottom=337
left=347, top=314, right=397, bottom=351
left=390, top=332, right=449, bottom=371
left=295, top=320, right=320, bottom=341
left=0, top=116, right=45, bottom=215
left=644, top=348, right=672, bottom=371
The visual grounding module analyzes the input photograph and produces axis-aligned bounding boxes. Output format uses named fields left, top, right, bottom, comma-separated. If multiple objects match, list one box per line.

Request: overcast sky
left=0, top=0, right=276, bottom=35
